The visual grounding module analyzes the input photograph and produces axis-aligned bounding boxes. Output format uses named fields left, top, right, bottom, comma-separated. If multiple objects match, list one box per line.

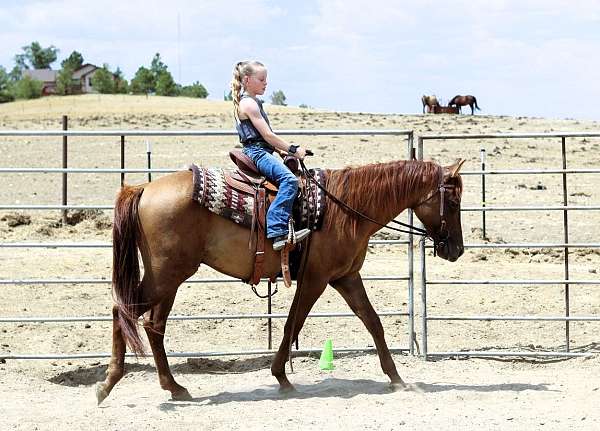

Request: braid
left=230, top=60, right=266, bottom=121
left=231, top=62, right=244, bottom=121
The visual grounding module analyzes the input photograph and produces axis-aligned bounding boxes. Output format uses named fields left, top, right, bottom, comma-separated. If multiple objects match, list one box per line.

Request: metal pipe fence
left=0, top=126, right=416, bottom=360
left=418, top=132, right=600, bottom=359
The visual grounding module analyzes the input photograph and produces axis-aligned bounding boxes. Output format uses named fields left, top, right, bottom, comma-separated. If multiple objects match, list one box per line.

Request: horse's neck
left=366, top=160, right=437, bottom=223
left=326, top=160, right=438, bottom=238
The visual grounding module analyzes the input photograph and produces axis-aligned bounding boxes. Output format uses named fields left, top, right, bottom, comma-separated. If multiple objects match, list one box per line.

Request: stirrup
left=272, top=228, right=311, bottom=251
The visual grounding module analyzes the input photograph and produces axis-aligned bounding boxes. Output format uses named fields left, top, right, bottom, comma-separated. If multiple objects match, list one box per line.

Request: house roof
left=22, top=69, right=57, bottom=82
left=72, top=64, right=99, bottom=79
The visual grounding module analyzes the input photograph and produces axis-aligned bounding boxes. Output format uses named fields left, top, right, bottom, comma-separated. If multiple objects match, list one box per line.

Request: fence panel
left=418, top=132, right=600, bottom=359
left=0, top=127, right=416, bottom=360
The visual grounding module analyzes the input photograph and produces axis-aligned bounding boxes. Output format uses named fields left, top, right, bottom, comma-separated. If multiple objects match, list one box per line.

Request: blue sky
left=1, top=0, right=599, bottom=119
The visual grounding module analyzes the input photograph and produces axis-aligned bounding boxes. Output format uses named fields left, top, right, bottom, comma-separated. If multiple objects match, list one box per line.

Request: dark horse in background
left=96, top=157, right=466, bottom=404
left=448, top=95, right=481, bottom=114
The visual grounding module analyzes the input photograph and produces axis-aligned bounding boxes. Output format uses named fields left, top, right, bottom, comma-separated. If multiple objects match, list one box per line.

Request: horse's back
left=136, top=169, right=282, bottom=282
left=141, top=169, right=194, bottom=205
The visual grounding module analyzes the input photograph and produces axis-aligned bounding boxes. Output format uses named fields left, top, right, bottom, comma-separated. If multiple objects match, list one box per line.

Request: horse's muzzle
left=435, top=239, right=464, bottom=262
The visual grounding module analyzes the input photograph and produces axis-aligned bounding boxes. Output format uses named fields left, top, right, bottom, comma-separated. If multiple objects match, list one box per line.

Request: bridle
left=299, top=161, right=457, bottom=250
left=412, top=166, right=458, bottom=256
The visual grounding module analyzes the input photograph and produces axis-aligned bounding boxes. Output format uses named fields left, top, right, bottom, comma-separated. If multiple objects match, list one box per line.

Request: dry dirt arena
left=0, top=95, right=599, bottom=430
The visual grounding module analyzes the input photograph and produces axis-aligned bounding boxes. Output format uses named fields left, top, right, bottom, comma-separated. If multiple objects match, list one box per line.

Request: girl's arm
left=240, top=99, right=307, bottom=159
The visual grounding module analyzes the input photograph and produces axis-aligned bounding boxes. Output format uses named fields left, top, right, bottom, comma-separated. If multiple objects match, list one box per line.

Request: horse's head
left=413, top=159, right=466, bottom=262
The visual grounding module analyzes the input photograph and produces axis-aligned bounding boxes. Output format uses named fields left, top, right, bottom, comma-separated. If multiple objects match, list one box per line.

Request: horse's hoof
left=171, top=388, right=193, bottom=401
left=278, top=384, right=297, bottom=395
left=390, top=381, right=408, bottom=392
left=95, top=383, right=110, bottom=405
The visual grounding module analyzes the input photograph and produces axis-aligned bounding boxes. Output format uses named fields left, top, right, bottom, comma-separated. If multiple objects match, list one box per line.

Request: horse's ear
left=448, top=159, right=466, bottom=177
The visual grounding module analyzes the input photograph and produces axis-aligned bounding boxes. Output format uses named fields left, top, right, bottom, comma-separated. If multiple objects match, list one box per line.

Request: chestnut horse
left=448, top=95, right=481, bottom=114
left=421, top=94, right=440, bottom=113
left=433, top=105, right=460, bottom=114
left=96, top=158, right=466, bottom=404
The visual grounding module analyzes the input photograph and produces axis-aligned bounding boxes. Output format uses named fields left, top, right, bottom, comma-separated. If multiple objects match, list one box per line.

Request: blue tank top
left=235, top=95, right=274, bottom=151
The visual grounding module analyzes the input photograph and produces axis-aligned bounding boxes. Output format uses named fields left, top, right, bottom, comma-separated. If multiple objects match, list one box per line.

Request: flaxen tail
left=112, top=185, right=146, bottom=356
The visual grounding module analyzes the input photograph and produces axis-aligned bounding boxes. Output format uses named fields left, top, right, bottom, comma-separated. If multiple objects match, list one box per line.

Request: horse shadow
left=159, top=377, right=396, bottom=411
left=158, top=378, right=553, bottom=411
left=48, top=349, right=569, bottom=400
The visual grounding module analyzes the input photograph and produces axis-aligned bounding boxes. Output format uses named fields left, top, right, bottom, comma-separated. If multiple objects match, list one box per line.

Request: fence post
left=120, top=135, right=125, bottom=187
left=481, top=148, right=487, bottom=239
left=146, top=140, right=152, bottom=182
left=407, top=132, right=415, bottom=354
left=61, top=116, right=68, bottom=224
left=561, top=136, right=570, bottom=351
left=417, top=136, right=428, bottom=359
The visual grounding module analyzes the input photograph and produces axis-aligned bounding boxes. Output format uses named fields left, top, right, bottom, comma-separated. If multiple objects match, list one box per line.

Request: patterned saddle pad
left=189, top=164, right=326, bottom=231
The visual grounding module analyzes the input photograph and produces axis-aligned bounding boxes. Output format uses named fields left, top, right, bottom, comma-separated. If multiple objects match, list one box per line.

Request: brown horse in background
left=448, top=95, right=481, bottom=114
left=433, top=105, right=460, bottom=114
left=421, top=95, right=441, bottom=113
left=96, top=158, right=466, bottom=404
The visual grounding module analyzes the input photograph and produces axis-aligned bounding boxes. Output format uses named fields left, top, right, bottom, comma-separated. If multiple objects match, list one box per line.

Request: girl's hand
left=295, top=147, right=307, bottom=160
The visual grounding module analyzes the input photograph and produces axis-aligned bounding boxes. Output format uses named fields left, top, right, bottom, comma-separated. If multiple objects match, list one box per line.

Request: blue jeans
left=243, top=145, right=298, bottom=238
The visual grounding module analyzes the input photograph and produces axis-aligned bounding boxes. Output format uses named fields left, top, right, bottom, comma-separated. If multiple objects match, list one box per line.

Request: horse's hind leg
left=271, top=272, right=328, bottom=393
left=96, top=302, right=150, bottom=404
left=143, top=291, right=192, bottom=401
left=331, top=272, right=406, bottom=390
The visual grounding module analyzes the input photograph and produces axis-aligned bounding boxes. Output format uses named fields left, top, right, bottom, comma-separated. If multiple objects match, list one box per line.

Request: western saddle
left=227, top=149, right=303, bottom=288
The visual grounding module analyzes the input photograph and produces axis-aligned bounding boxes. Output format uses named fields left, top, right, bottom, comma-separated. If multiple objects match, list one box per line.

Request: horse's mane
left=324, top=160, right=443, bottom=237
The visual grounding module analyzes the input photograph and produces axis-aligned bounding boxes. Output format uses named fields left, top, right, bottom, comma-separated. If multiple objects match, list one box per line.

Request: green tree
left=224, top=90, right=232, bottom=101
left=15, top=41, right=59, bottom=69
left=150, top=53, right=168, bottom=81
left=0, top=66, right=15, bottom=103
left=56, top=64, right=75, bottom=95
left=270, top=90, right=287, bottom=106
left=113, top=67, right=128, bottom=94
left=155, top=70, right=178, bottom=96
left=12, top=75, right=43, bottom=99
left=92, top=65, right=115, bottom=94
left=130, top=66, right=155, bottom=94
left=8, top=65, right=22, bottom=81
left=180, top=81, right=208, bottom=98
left=61, top=51, right=84, bottom=70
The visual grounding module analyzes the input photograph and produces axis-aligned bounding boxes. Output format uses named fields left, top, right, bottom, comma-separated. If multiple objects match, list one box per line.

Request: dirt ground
left=0, top=95, right=599, bottom=430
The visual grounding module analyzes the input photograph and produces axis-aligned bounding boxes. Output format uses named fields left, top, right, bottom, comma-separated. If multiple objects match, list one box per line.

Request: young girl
left=231, top=60, right=311, bottom=251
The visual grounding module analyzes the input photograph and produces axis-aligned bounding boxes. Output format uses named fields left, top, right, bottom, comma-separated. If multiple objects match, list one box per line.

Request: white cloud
left=1, top=1, right=599, bottom=118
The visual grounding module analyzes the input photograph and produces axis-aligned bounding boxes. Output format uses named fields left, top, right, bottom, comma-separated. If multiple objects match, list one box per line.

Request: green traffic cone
left=319, top=339, right=334, bottom=370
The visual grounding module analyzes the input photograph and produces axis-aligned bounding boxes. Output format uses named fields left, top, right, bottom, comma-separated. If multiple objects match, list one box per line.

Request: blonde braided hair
left=231, top=60, right=265, bottom=120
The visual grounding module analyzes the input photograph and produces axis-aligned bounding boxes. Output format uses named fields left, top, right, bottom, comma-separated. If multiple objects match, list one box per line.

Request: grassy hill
left=1, top=94, right=597, bottom=135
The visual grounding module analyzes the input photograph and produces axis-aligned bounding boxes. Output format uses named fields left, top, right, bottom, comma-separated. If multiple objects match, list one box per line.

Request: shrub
left=180, top=81, right=208, bottom=98
left=12, top=76, right=43, bottom=99
left=271, top=90, right=287, bottom=106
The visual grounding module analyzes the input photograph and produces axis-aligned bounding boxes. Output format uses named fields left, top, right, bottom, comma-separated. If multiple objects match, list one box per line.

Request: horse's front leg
left=331, top=271, right=406, bottom=390
left=271, top=271, right=328, bottom=393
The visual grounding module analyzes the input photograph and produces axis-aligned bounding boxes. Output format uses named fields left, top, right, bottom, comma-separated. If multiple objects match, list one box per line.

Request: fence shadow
left=427, top=342, right=600, bottom=364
